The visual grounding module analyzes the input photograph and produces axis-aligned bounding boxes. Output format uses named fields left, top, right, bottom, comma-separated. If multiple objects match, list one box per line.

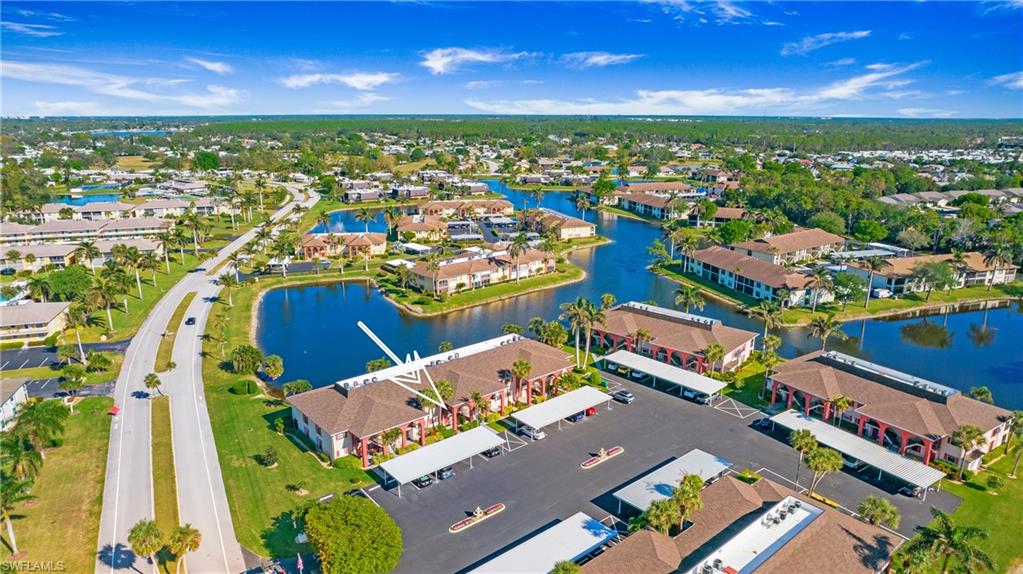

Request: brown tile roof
left=732, top=228, right=846, bottom=255
left=691, top=246, right=816, bottom=290
left=619, top=181, right=692, bottom=193
left=713, top=207, right=747, bottom=220
left=427, top=338, right=573, bottom=403
left=583, top=477, right=898, bottom=574
left=847, top=252, right=1017, bottom=278
left=524, top=209, right=595, bottom=231
left=615, top=192, right=671, bottom=209
left=411, top=249, right=551, bottom=281
left=397, top=215, right=447, bottom=233
left=418, top=199, right=513, bottom=214
left=300, top=234, right=329, bottom=248
left=599, top=304, right=756, bottom=356
left=772, top=352, right=1011, bottom=437
left=343, top=232, right=386, bottom=247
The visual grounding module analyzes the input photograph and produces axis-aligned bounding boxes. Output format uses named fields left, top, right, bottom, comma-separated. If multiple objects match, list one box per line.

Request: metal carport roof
left=770, top=410, right=946, bottom=489
left=468, top=512, right=616, bottom=574
left=603, top=350, right=726, bottom=396
left=510, top=386, right=612, bottom=431
left=379, top=426, right=504, bottom=485
left=613, top=449, right=732, bottom=513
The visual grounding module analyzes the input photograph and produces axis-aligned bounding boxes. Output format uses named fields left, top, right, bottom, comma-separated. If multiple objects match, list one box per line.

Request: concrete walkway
left=95, top=185, right=315, bottom=574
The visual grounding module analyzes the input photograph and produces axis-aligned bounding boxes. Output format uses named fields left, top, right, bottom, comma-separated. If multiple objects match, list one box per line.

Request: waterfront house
left=286, top=336, right=574, bottom=466
left=0, top=238, right=163, bottom=272
left=0, top=301, right=71, bottom=345
left=417, top=199, right=514, bottom=219
left=686, top=206, right=746, bottom=228
left=523, top=208, right=596, bottom=240
left=344, top=188, right=386, bottom=203
left=410, top=247, right=554, bottom=295
left=768, top=351, right=1012, bottom=471
left=0, top=218, right=174, bottom=247
left=615, top=193, right=682, bottom=220
left=684, top=246, right=834, bottom=307
left=589, top=302, right=757, bottom=373
left=846, top=252, right=1018, bottom=295
left=390, top=184, right=430, bottom=200
left=729, top=228, right=846, bottom=264
left=299, top=232, right=387, bottom=260
left=396, top=214, right=448, bottom=242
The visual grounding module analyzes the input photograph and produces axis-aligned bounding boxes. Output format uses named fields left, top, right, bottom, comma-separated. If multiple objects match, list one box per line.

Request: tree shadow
left=97, top=543, right=138, bottom=570
left=260, top=508, right=312, bottom=559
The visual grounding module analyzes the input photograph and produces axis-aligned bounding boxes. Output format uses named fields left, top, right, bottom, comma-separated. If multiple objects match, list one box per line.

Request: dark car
left=612, top=390, right=635, bottom=404
left=898, top=485, right=923, bottom=498
left=436, top=467, right=455, bottom=480
left=481, top=446, right=502, bottom=458
left=755, top=417, right=773, bottom=430
left=412, top=475, right=433, bottom=488
left=185, top=317, right=197, bottom=326
left=567, top=412, right=585, bottom=422
left=0, top=268, right=15, bottom=276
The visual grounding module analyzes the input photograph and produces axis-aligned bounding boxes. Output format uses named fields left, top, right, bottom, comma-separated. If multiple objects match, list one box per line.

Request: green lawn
left=0, top=397, right=114, bottom=572
left=151, top=396, right=180, bottom=574
left=720, top=359, right=770, bottom=409
left=155, top=292, right=197, bottom=373
left=202, top=277, right=373, bottom=557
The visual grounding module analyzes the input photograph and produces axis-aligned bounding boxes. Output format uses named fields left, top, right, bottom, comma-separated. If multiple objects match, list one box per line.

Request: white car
left=520, top=426, right=546, bottom=440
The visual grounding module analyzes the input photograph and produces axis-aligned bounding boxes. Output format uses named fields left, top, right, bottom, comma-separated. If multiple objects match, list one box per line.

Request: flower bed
left=581, top=446, right=624, bottom=469
left=449, top=503, right=506, bottom=533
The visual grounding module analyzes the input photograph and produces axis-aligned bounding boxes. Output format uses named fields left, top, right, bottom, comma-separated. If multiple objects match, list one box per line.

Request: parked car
left=436, top=467, right=455, bottom=480
left=185, top=317, right=197, bottom=326
left=842, top=457, right=863, bottom=470
left=481, top=446, right=502, bottom=458
left=520, top=426, right=546, bottom=440
left=683, top=388, right=710, bottom=404
left=412, top=475, right=434, bottom=488
left=755, top=417, right=773, bottom=430
left=628, top=370, right=647, bottom=381
left=898, top=485, right=923, bottom=497
left=585, top=406, right=597, bottom=416
left=0, top=268, right=15, bottom=276
left=567, top=412, right=585, bottom=422
left=612, top=390, right=635, bottom=404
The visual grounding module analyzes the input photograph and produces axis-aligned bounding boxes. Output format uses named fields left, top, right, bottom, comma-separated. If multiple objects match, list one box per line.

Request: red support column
left=681, top=351, right=690, bottom=371
left=899, top=430, right=911, bottom=455
left=697, top=355, right=706, bottom=374
left=823, top=401, right=832, bottom=421
left=419, top=419, right=427, bottom=446
left=770, top=380, right=779, bottom=406
left=876, top=422, right=889, bottom=446
left=360, top=436, right=369, bottom=468
left=527, top=379, right=533, bottom=405
left=400, top=425, right=407, bottom=448
left=452, top=405, right=459, bottom=433
left=786, top=389, right=794, bottom=410
left=857, top=416, right=867, bottom=437
left=500, top=390, right=507, bottom=414
left=803, top=395, right=813, bottom=416
left=923, top=439, right=934, bottom=464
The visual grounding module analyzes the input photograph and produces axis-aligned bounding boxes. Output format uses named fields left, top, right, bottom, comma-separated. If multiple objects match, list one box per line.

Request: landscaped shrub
left=930, top=459, right=973, bottom=481
left=261, top=446, right=278, bottom=467
left=42, top=333, right=60, bottom=347
left=230, top=380, right=257, bottom=395
left=736, top=468, right=763, bottom=484
left=0, top=342, right=24, bottom=351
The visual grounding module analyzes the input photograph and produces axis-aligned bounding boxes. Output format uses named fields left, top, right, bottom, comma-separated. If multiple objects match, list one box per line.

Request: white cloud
left=643, top=0, right=757, bottom=25
left=898, top=107, right=957, bottom=118
left=420, top=47, right=529, bottom=75
left=317, top=93, right=391, bottom=111
left=465, top=80, right=497, bottom=90
left=466, top=62, right=927, bottom=115
left=828, top=58, right=856, bottom=67
left=781, top=30, right=871, bottom=56
left=990, top=71, right=1023, bottom=89
left=187, top=57, right=233, bottom=75
left=279, top=71, right=399, bottom=90
left=1, top=22, right=62, bottom=37
left=0, top=61, right=244, bottom=109
left=14, top=9, right=74, bottom=21
left=561, top=52, right=644, bottom=68
left=33, top=101, right=104, bottom=116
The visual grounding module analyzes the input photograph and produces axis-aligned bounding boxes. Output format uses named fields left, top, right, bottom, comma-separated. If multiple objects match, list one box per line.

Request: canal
left=257, top=181, right=1023, bottom=408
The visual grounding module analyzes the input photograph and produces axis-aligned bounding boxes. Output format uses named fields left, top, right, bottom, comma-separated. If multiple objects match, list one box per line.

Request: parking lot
left=369, top=372, right=960, bottom=574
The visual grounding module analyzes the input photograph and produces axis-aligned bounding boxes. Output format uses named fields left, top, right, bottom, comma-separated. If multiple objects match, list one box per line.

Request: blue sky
left=2, top=1, right=1021, bottom=118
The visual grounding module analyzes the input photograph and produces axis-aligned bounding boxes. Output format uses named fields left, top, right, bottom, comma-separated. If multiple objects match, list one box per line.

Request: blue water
left=258, top=180, right=1023, bottom=408
left=91, top=130, right=171, bottom=137
left=52, top=193, right=122, bottom=205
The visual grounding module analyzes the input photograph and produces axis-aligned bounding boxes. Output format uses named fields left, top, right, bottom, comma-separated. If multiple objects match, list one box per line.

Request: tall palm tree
left=644, top=499, right=680, bottom=535
left=122, top=246, right=146, bottom=299
left=789, top=429, right=817, bottom=488
left=395, top=265, right=415, bottom=293
left=902, top=508, right=995, bottom=574
left=155, top=233, right=173, bottom=273
left=217, top=272, right=239, bottom=306
left=469, top=391, right=486, bottom=419
left=383, top=207, right=400, bottom=237
left=140, top=252, right=160, bottom=287
left=144, top=373, right=162, bottom=396
left=581, top=298, right=605, bottom=367
left=0, top=433, right=42, bottom=481
left=857, top=495, right=901, bottom=529
left=746, top=300, right=782, bottom=345
left=673, top=285, right=705, bottom=313
left=527, top=316, right=547, bottom=339
left=677, top=234, right=700, bottom=274
left=508, top=232, right=530, bottom=283
left=806, top=446, right=844, bottom=495
left=859, top=256, right=888, bottom=308
left=74, top=240, right=101, bottom=274
left=808, top=266, right=833, bottom=314
left=969, top=386, right=993, bottom=404
left=982, top=244, right=1013, bottom=291
left=951, top=425, right=984, bottom=481
left=574, top=193, right=591, bottom=220
left=255, top=226, right=273, bottom=254
left=316, top=211, right=332, bottom=233
left=671, top=473, right=704, bottom=533
left=15, top=400, right=69, bottom=460
left=431, top=378, right=455, bottom=428
left=511, top=359, right=533, bottom=404
left=168, top=524, right=202, bottom=574
left=702, top=343, right=725, bottom=374
left=630, top=328, right=652, bottom=354
left=559, top=298, right=588, bottom=369
left=64, top=304, right=94, bottom=365
left=830, top=395, right=852, bottom=426
left=600, top=293, right=616, bottom=311
left=26, top=276, right=51, bottom=303
left=227, top=252, right=242, bottom=281
left=355, top=207, right=374, bottom=233
left=170, top=227, right=190, bottom=261
left=128, top=519, right=164, bottom=565
left=808, top=313, right=842, bottom=351
left=87, top=276, right=120, bottom=331
left=1, top=477, right=35, bottom=557
left=425, top=257, right=441, bottom=298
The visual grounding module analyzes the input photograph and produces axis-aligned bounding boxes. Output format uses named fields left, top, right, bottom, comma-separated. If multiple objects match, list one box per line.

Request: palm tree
left=574, top=193, right=591, bottom=220
left=262, top=355, right=285, bottom=381
left=982, top=244, right=1013, bottom=291
left=128, top=518, right=164, bottom=564
left=87, top=276, right=120, bottom=331
left=395, top=265, right=415, bottom=293
left=255, top=227, right=273, bottom=254
left=702, top=343, right=725, bottom=374
left=168, top=524, right=202, bottom=574
left=644, top=499, right=680, bottom=535
left=431, top=378, right=455, bottom=427
left=0, top=434, right=42, bottom=481
left=155, top=233, right=173, bottom=273
left=789, top=429, right=817, bottom=488
left=64, top=304, right=96, bottom=366
left=26, top=276, right=51, bottom=303
left=807, top=266, right=833, bottom=314
left=677, top=234, right=699, bottom=274
left=630, top=328, right=652, bottom=354
left=1009, top=417, right=1023, bottom=478
left=560, top=298, right=588, bottom=369
left=902, top=508, right=995, bottom=574
left=171, top=227, right=190, bottom=261
left=671, top=473, right=704, bottom=533
left=969, top=386, right=993, bottom=404
left=808, top=313, right=842, bottom=351
left=227, top=252, right=242, bottom=281
left=16, top=400, right=69, bottom=460
left=581, top=298, right=605, bottom=367
left=355, top=207, right=373, bottom=233
left=1, top=476, right=35, bottom=557
left=383, top=207, right=400, bottom=237
left=859, top=256, right=887, bottom=308
left=469, top=391, right=486, bottom=419
left=857, top=495, right=901, bottom=529
left=140, top=252, right=160, bottom=287
left=179, top=211, right=208, bottom=256
left=527, top=316, right=547, bottom=339
left=746, top=300, right=782, bottom=345
left=119, top=246, right=145, bottom=299
left=600, top=293, right=616, bottom=311
left=5, top=249, right=21, bottom=270
left=508, top=232, right=530, bottom=283
left=380, top=427, right=402, bottom=454
left=806, top=446, right=844, bottom=495
left=511, top=359, right=533, bottom=404
left=74, top=240, right=101, bottom=274
left=217, top=272, right=239, bottom=306
left=144, top=372, right=162, bottom=396
left=830, top=394, right=852, bottom=426
left=951, top=424, right=984, bottom=481
left=673, top=285, right=705, bottom=313
left=316, top=211, right=332, bottom=233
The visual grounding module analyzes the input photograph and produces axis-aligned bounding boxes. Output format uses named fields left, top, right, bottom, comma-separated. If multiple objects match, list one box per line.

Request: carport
left=602, top=350, right=726, bottom=399
left=612, top=449, right=732, bottom=514
left=770, top=410, right=946, bottom=498
left=511, top=386, right=612, bottom=433
left=468, top=512, right=616, bottom=574
left=378, top=426, right=505, bottom=498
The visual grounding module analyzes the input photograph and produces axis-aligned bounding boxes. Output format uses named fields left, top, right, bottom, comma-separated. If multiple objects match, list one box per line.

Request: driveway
left=371, top=372, right=959, bottom=574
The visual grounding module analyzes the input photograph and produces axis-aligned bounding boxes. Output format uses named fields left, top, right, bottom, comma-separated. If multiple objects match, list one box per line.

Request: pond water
left=257, top=181, right=1023, bottom=408
left=51, top=193, right=123, bottom=205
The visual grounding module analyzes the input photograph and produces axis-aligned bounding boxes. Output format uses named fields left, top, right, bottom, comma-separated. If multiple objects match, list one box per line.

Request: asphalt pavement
left=0, top=339, right=130, bottom=371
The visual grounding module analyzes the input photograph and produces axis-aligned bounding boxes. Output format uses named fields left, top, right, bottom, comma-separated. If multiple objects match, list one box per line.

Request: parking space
left=379, top=373, right=959, bottom=574
left=713, top=396, right=762, bottom=419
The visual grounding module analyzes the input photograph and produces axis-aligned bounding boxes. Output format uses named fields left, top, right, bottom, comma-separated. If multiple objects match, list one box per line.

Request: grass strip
left=155, top=292, right=197, bottom=373
left=151, top=396, right=180, bottom=574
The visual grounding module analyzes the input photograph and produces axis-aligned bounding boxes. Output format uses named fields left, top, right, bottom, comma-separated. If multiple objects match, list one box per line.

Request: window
left=302, top=413, right=309, bottom=424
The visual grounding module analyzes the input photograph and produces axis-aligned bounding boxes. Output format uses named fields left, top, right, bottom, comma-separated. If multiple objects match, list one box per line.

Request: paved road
left=0, top=339, right=131, bottom=371
left=96, top=185, right=315, bottom=574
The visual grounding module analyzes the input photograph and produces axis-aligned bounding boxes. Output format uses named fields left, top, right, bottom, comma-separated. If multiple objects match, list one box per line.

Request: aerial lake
left=257, top=181, right=1023, bottom=408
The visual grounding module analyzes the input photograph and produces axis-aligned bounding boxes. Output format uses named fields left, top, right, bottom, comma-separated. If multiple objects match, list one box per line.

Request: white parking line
left=18, top=359, right=29, bottom=369
left=37, top=358, right=48, bottom=367
left=1, top=361, right=8, bottom=369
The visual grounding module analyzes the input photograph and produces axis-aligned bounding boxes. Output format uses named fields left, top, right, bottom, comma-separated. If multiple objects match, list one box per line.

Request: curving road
left=96, top=184, right=317, bottom=574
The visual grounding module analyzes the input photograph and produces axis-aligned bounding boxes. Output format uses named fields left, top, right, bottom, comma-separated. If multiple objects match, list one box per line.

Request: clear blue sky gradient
left=1, top=1, right=1021, bottom=118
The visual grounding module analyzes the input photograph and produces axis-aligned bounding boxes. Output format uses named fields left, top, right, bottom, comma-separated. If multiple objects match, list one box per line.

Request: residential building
left=589, top=302, right=757, bottom=373
left=1, top=379, right=29, bottom=430
left=687, top=206, right=746, bottom=228
left=390, top=184, right=430, bottom=200
left=684, top=246, right=834, bottom=307
left=299, top=232, right=387, bottom=259
left=410, top=247, right=554, bottom=295
left=583, top=476, right=898, bottom=574
left=523, top=208, right=596, bottom=240
left=417, top=199, right=514, bottom=219
left=0, top=218, right=173, bottom=246
left=847, top=252, right=1018, bottom=295
left=396, top=214, right=448, bottom=242
left=0, top=301, right=71, bottom=345
left=287, top=336, right=574, bottom=465
left=0, top=238, right=163, bottom=272
left=615, top=193, right=681, bottom=220
left=344, top=188, right=386, bottom=203
left=729, top=228, right=846, bottom=264
left=768, top=351, right=1012, bottom=470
